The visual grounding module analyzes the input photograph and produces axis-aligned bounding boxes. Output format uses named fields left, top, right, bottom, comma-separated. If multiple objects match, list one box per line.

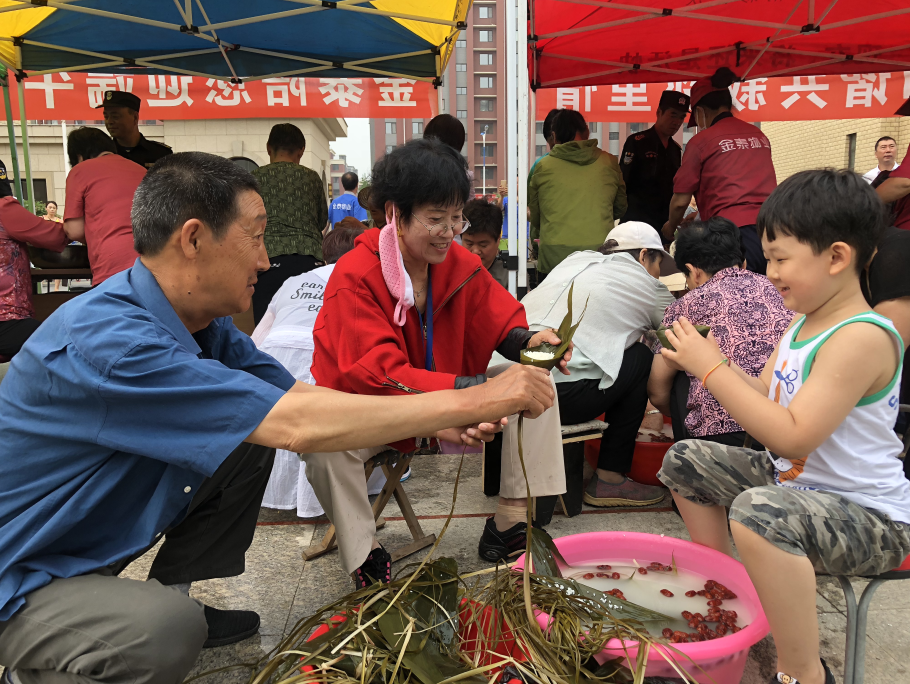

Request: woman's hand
left=437, top=419, right=506, bottom=448
left=527, top=329, right=574, bottom=376
left=660, top=317, right=725, bottom=380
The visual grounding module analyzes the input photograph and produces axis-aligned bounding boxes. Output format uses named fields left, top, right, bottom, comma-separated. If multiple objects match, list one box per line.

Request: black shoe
left=769, top=658, right=836, bottom=684
left=202, top=605, right=260, bottom=648
left=353, top=546, right=392, bottom=589
left=478, top=517, right=540, bottom=562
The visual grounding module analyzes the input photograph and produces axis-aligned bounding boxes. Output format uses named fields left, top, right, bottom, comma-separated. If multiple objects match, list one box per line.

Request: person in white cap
left=521, top=222, right=676, bottom=507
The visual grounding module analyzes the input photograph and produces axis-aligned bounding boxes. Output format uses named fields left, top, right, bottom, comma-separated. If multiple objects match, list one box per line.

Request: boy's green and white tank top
left=767, top=311, right=910, bottom=524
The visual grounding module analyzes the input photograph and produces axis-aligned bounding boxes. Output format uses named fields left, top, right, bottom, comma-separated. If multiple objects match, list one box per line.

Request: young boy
left=462, top=198, right=509, bottom=289
left=658, top=169, right=910, bottom=684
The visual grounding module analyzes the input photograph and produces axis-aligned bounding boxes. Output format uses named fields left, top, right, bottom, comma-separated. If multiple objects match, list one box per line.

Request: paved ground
left=121, top=453, right=910, bottom=683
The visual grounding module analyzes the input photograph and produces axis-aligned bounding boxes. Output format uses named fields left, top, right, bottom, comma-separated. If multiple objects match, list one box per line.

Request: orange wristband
left=701, top=358, right=728, bottom=386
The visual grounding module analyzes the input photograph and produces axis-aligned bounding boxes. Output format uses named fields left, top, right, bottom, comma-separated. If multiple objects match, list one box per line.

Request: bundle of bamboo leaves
left=191, top=447, right=696, bottom=684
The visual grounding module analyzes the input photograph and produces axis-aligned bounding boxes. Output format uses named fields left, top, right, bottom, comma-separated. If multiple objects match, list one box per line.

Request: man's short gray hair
left=131, top=152, right=260, bottom=256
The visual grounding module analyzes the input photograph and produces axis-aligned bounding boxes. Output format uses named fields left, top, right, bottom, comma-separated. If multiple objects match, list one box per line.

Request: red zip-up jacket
left=311, top=228, right=527, bottom=453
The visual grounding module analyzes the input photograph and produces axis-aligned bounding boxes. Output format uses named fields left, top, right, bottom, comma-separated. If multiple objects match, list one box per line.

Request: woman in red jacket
left=309, top=138, right=570, bottom=587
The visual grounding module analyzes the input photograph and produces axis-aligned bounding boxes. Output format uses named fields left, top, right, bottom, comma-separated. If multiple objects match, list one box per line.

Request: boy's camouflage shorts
left=658, top=440, right=910, bottom=576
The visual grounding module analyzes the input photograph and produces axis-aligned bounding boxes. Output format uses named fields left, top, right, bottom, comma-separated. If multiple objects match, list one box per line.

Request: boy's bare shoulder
left=819, top=320, right=898, bottom=367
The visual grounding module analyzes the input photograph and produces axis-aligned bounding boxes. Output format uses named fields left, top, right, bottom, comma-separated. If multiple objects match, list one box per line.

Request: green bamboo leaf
left=528, top=527, right=567, bottom=579
left=521, top=282, right=589, bottom=370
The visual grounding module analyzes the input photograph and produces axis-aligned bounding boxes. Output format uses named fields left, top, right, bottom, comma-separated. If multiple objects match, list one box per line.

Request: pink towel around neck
left=378, top=218, right=414, bottom=327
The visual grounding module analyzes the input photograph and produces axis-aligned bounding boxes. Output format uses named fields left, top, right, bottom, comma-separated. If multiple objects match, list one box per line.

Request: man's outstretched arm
left=247, top=364, right=554, bottom=454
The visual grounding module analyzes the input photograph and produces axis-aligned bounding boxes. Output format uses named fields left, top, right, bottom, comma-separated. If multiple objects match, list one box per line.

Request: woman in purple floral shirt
left=649, top=217, right=792, bottom=446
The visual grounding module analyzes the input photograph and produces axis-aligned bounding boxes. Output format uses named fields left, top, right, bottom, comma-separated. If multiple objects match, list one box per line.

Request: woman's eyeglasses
left=412, top=215, right=471, bottom=237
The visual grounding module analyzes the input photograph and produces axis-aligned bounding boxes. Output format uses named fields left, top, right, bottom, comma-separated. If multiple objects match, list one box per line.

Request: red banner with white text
left=536, top=72, right=910, bottom=122
left=0, top=73, right=438, bottom=120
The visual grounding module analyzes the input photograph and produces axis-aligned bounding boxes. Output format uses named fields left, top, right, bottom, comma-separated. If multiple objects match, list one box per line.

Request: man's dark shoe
left=478, top=517, right=541, bottom=562
left=583, top=475, right=665, bottom=507
left=769, top=658, right=836, bottom=684
left=353, top=546, right=392, bottom=589
left=203, top=605, right=261, bottom=648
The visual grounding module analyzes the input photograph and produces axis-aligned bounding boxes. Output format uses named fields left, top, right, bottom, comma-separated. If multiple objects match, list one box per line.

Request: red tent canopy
left=529, top=0, right=910, bottom=89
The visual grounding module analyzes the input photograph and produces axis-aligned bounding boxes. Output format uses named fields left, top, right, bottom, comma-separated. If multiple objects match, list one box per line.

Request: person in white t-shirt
left=863, top=136, right=899, bottom=184
left=252, top=225, right=393, bottom=516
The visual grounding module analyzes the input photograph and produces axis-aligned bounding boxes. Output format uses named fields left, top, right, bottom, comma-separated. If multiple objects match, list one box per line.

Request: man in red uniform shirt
left=0, top=162, right=67, bottom=357
left=64, top=127, right=146, bottom=284
left=876, top=97, right=910, bottom=230
left=662, top=68, right=777, bottom=274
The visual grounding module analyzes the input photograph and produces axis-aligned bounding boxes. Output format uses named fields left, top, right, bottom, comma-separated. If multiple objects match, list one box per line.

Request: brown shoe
left=583, top=475, right=665, bottom=507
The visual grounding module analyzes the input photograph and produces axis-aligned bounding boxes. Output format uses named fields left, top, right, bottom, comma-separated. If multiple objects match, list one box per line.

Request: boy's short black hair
left=267, top=123, right=305, bottom=154
left=674, top=217, right=744, bottom=276
left=757, top=169, right=886, bottom=273
left=370, top=137, right=470, bottom=223
left=462, top=199, right=502, bottom=241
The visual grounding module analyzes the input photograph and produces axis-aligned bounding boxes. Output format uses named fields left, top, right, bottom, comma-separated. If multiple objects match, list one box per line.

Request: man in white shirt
left=863, top=136, right=899, bottom=184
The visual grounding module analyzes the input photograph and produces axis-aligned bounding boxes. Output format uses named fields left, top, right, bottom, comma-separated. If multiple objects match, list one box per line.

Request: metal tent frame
left=529, top=0, right=910, bottom=88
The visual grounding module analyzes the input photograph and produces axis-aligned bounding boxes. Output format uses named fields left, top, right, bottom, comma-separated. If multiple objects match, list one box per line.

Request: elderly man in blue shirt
left=0, top=152, right=555, bottom=684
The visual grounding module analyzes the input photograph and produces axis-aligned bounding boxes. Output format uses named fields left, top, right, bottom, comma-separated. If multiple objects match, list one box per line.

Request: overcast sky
left=330, top=118, right=373, bottom=180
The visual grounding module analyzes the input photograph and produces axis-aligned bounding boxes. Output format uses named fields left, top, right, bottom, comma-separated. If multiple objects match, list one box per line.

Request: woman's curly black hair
left=369, top=137, right=471, bottom=223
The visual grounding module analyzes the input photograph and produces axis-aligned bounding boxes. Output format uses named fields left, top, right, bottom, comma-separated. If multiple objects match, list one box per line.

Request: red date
left=685, top=590, right=697, bottom=597
left=597, top=564, right=612, bottom=570
left=637, top=567, right=648, bottom=575
left=707, top=599, right=723, bottom=607
left=660, top=589, right=674, bottom=597
left=583, top=573, right=595, bottom=579
left=662, top=628, right=673, bottom=638
left=611, top=572, right=621, bottom=580
left=681, top=610, right=693, bottom=620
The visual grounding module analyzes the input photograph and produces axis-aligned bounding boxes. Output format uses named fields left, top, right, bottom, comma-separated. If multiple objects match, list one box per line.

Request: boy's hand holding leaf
left=661, top=317, right=726, bottom=381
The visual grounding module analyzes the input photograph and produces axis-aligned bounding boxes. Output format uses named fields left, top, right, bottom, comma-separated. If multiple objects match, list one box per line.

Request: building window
left=608, top=131, right=619, bottom=141
left=479, top=77, right=493, bottom=89
left=630, top=123, right=645, bottom=134
left=456, top=39, right=466, bottom=48
left=479, top=53, right=494, bottom=66
left=846, top=133, right=857, bottom=171
left=15, top=177, right=48, bottom=203
left=478, top=30, right=493, bottom=42
left=385, top=121, right=397, bottom=134
left=535, top=122, right=543, bottom=134
left=456, top=110, right=467, bottom=119
left=456, top=63, right=467, bottom=72
left=385, top=145, right=394, bottom=154
left=412, top=121, right=423, bottom=135
left=589, top=122, right=599, bottom=133
left=478, top=6, right=493, bottom=19
left=456, top=87, right=467, bottom=95
left=479, top=99, right=494, bottom=112
left=536, top=145, right=547, bottom=158
left=479, top=144, right=495, bottom=157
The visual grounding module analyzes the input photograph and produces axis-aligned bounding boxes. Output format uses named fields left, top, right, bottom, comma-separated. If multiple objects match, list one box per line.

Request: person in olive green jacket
left=529, top=109, right=627, bottom=277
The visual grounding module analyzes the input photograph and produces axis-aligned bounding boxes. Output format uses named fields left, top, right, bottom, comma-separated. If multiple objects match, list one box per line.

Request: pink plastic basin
left=515, top=531, right=769, bottom=683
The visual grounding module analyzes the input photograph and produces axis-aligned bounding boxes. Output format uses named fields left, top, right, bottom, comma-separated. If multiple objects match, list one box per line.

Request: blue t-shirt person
left=0, top=259, right=295, bottom=620
left=328, top=192, right=367, bottom=227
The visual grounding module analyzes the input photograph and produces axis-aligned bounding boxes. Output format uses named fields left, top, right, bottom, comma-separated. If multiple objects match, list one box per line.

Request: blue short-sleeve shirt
left=0, top=259, right=295, bottom=620
left=327, top=192, right=368, bottom=226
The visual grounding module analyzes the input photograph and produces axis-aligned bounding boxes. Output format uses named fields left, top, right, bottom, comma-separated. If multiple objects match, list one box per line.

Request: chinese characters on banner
left=538, top=72, right=910, bottom=122
left=3, top=74, right=437, bottom=120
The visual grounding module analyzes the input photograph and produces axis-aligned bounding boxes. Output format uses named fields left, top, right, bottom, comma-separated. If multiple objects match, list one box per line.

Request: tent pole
left=517, top=0, right=529, bottom=297
left=505, top=0, right=518, bottom=297
left=1, top=69, right=23, bottom=202
left=16, top=76, right=34, bottom=212
left=61, top=119, right=68, bottom=176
